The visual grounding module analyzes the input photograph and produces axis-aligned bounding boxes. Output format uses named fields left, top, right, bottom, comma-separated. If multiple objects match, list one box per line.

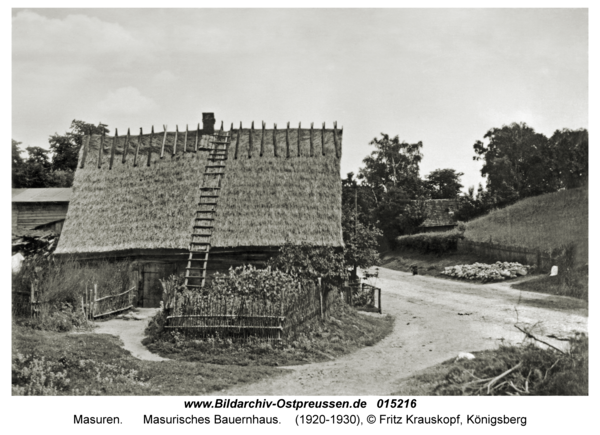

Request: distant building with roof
left=12, top=188, right=72, bottom=233
left=419, top=199, right=458, bottom=232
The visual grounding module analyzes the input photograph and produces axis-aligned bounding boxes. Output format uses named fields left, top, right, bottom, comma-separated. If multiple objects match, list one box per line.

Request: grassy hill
left=464, top=187, right=588, bottom=252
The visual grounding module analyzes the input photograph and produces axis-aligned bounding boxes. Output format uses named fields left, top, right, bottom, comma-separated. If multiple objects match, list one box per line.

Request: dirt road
left=218, top=267, right=587, bottom=396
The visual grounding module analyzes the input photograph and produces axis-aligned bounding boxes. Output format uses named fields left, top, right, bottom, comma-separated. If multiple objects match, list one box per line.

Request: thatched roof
left=55, top=124, right=343, bottom=255
left=420, top=199, right=458, bottom=228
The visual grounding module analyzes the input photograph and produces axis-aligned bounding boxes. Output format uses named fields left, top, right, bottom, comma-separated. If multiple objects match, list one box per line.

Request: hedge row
left=396, top=228, right=464, bottom=255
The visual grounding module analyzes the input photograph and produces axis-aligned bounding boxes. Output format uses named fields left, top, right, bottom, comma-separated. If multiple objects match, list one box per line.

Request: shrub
left=268, top=243, right=348, bottom=293
left=12, top=352, right=70, bottom=395
left=396, top=228, right=465, bottom=255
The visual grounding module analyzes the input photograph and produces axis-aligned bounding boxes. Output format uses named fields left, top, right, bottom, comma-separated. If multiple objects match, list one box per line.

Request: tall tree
left=473, top=123, right=555, bottom=203
left=548, top=128, right=588, bottom=189
left=358, top=133, right=423, bottom=197
left=424, top=168, right=464, bottom=199
left=49, top=120, right=109, bottom=172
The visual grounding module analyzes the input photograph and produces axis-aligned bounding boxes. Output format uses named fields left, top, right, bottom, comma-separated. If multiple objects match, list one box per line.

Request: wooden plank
left=194, top=123, right=200, bottom=153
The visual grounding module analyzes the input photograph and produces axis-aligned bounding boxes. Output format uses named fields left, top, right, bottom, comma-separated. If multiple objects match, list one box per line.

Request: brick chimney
left=202, top=113, right=216, bottom=134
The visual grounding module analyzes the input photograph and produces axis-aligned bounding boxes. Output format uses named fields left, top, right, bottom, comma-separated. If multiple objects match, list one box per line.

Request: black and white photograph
left=9, top=4, right=593, bottom=432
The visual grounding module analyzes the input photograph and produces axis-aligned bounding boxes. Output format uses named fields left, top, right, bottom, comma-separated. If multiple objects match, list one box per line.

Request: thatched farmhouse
left=12, top=188, right=72, bottom=234
left=419, top=199, right=458, bottom=232
left=55, top=114, right=344, bottom=307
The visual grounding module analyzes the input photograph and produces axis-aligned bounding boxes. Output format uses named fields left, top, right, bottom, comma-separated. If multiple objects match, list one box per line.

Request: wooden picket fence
left=341, top=282, right=382, bottom=313
left=12, top=282, right=135, bottom=320
left=82, top=284, right=136, bottom=319
left=164, top=280, right=336, bottom=340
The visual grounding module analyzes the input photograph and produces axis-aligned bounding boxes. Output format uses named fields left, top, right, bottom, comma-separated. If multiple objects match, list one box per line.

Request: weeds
left=426, top=333, right=588, bottom=396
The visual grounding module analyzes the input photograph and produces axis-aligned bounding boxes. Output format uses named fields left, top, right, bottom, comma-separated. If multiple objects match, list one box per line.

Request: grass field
left=12, top=304, right=394, bottom=395
left=12, top=323, right=281, bottom=395
left=464, top=187, right=588, bottom=252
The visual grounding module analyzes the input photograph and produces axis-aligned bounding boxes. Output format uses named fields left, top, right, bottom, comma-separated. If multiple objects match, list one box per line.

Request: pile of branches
left=12, top=230, right=59, bottom=260
left=433, top=332, right=587, bottom=396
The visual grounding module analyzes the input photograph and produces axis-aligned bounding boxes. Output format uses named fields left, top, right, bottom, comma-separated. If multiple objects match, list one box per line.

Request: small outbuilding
left=12, top=188, right=72, bottom=233
left=419, top=199, right=458, bottom=233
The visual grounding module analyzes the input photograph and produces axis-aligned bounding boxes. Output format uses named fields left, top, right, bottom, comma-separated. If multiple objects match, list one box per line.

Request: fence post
left=378, top=288, right=382, bottom=314
left=92, top=284, right=97, bottom=319
left=30, top=281, right=36, bottom=318
left=318, top=278, right=323, bottom=319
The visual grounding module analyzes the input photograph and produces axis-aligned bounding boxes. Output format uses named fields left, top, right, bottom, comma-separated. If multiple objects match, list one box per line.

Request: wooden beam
left=249, top=121, right=254, bottom=158
left=80, top=135, right=90, bottom=169
left=160, top=125, right=167, bottom=159
left=97, top=130, right=105, bottom=168
left=122, top=129, right=131, bottom=164
left=194, top=123, right=200, bottom=153
left=333, top=121, right=340, bottom=158
left=297, top=122, right=301, bottom=157
left=234, top=122, right=241, bottom=159
left=172, top=125, right=179, bottom=157
left=260, top=121, right=265, bottom=157
left=310, top=122, right=314, bottom=157
left=133, top=127, right=142, bottom=167
left=322, top=122, right=326, bottom=156
left=109, top=128, right=118, bottom=169
left=147, top=126, right=154, bottom=167
left=286, top=122, right=290, bottom=158
left=273, top=123, right=278, bottom=157
left=183, top=124, right=189, bottom=153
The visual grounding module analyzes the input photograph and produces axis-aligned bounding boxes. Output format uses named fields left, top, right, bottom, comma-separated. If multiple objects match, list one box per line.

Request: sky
left=11, top=8, right=588, bottom=192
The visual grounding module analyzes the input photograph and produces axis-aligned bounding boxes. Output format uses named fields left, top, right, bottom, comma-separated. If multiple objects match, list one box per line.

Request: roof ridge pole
left=194, top=123, right=200, bottom=153
left=160, top=125, right=167, bottom=159
left=147, top=126, right=154, bottom=167
left=80, top=134, right=90, bottom=169
left=260, top=121, right=265, bottom=157
left=249, top=121, right=254, bottom=159
left=184, top=124, right=189, bottom=153
left=285, top=122, right=290, bottom=158
left=133, top=127, right=142, bottom=167
left=322, top=122, right=326, bottom=156
left=310, top=122, right=314, bottom=157
left=172, top=125, right=179, bottom=157
left=97, top=128, right=105, bottom=168
left=273, top=123, right=278, bottom=157
left=297, top=122, right=301, bottom=157
left=220, top=121, right=224, bottom=131
left=109, top=128, right=118, bottom=169
left=333, top=121, right=339, bottom=158
left=122, top=128, right=131, bottom=164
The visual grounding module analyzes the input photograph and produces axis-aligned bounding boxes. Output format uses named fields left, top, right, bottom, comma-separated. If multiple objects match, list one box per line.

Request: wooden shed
left=55, top=114, right=344, bottom=307
left=12, top=188, right=72, bottom=233
left=419, top=199, right=459, bottom=233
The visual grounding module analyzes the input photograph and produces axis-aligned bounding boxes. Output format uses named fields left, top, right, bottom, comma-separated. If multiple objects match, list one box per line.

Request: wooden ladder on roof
left=184, top=129, right=231, bottom=290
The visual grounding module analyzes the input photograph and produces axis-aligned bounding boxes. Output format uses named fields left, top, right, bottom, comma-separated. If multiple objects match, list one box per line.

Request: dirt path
left=91, top=308, right=168, bottom=362
left=217, top=267, right=587, bottom=396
